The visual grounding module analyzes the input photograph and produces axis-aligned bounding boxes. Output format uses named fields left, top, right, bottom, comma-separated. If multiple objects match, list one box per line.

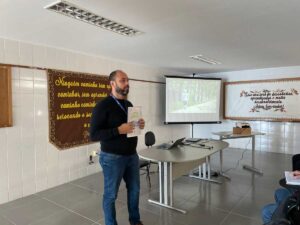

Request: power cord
left=222, top=138, right=251, bottom=173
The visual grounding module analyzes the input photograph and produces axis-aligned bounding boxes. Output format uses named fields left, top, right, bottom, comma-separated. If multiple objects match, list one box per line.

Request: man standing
left=90, top=70, right=145, bottom=225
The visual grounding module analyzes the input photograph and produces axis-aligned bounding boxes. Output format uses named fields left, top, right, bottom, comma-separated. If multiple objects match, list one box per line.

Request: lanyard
left=110, top=94, right=127, bottom=115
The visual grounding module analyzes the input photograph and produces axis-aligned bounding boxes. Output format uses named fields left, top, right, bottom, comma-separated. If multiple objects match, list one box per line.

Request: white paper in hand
left=285, top=171, right=300, bottom=185
left=127, top=106, right=142, bottom=138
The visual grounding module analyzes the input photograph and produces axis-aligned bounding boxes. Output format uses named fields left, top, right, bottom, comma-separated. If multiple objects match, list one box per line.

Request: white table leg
left=189, top=156, right=221, bottom=184
left=218, top=149, right=231, bottom=180
left=148, top=161, right=187, bottom=214
left=242, top=136, right=263, bottom=175
left=213, top=137, right=231, bottom=180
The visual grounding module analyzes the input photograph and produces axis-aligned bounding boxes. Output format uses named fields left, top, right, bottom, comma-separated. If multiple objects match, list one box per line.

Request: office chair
left=145, top=131, right=155, bottom=147
left=292, top=154, right=300, bottom=171
left=139, top=131, right=156, bottom=188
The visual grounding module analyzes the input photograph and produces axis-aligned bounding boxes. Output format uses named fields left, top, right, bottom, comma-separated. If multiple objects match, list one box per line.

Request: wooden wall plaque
left=47, top=69, right=111, bottom=149
left=0, top=66, right=12, bottom=127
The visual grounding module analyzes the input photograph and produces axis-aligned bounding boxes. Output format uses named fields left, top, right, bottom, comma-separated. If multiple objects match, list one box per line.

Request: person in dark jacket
left=90, top=70, right=145, bottom=225
left=262, top=171, right=300, bottom=224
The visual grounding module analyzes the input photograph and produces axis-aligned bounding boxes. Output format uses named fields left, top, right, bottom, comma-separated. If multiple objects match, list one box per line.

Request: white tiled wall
left=194, top=120, right=300, bottom=154
left=194, top=67, right=300, bottom=155
left=0, top=37, right=186, bottom=204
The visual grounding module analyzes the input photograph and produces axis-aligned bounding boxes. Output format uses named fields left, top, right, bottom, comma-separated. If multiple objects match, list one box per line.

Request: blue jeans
left=261, top=188, right=292, bottom=224
left=100, top=152, right=140, bottom=225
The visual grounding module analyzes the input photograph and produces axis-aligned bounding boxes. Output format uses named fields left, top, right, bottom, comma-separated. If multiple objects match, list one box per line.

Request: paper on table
left=127, top=106, right=142, bottom=138
left=285, top=171, right=300, bottom=185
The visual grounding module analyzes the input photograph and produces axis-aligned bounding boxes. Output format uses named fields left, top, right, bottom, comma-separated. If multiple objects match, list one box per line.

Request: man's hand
left=138, top=118, right=145, bottom=129
left=118, top=122, right=134, bottom=134
left=292, top=170, right=300, bottom=179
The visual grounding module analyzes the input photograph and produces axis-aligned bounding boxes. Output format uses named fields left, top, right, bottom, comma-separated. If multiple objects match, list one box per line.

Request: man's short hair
left=109, top=70, right=121, bottom=81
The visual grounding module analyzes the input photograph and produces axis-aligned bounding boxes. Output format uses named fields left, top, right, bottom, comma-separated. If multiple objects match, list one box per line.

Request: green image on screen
left=168, top=79, right=218, bottom=114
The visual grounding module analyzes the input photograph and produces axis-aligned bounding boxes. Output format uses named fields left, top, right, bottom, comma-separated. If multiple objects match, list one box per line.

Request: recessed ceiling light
left=189, top=54, right=221, bottom=65
left=44, top=0, right=143, bottom=37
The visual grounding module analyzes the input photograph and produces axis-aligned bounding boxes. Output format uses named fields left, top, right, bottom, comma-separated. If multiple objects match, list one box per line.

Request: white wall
left=0, top=37, right=190, bottom=204
left=194, top=67, right=300, bottom=155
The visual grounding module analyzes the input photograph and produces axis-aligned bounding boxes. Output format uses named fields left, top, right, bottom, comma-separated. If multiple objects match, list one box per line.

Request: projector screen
left=165, top=76, right=222, bottom=123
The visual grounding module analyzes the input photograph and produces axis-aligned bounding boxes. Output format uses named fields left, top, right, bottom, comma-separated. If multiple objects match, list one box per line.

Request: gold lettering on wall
left=48, top=69, right=110, bottom=149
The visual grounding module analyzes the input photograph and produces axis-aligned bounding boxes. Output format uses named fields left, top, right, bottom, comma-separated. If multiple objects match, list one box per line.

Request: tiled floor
left=0, top=148, right=292, bottom=225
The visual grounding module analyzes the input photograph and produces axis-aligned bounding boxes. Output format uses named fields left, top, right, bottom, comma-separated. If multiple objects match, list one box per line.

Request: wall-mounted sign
left=224, top=78, right=300, bottom=121
left=0, top=66, right=12, bottom=127
left=47, top=69, right=110, bottom=149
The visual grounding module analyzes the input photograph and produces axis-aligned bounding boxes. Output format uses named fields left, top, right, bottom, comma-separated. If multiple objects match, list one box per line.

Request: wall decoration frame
left=47, top=69, right=110, bottom=149
left=224, top=77, right=300, bottom=122
left=0, top=66, right=12, bottom=127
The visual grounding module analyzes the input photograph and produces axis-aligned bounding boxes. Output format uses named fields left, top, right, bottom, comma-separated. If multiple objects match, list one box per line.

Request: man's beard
left=115, top=85, right=129, bottom=96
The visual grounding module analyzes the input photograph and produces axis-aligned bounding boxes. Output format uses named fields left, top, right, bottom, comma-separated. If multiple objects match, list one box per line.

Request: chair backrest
left=292, top=154, right=300, bottom=171
left=145, top=131, right=155, bottom=147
